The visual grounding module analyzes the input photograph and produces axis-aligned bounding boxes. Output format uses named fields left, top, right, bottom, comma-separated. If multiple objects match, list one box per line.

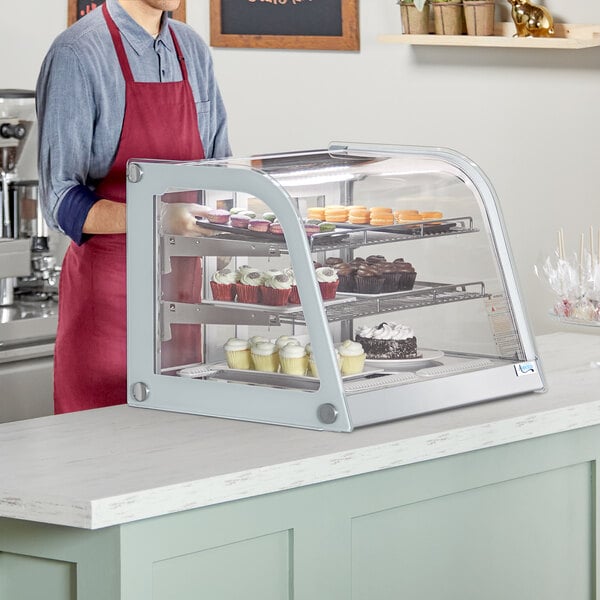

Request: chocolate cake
left=355, top=322, right=420, bottom=360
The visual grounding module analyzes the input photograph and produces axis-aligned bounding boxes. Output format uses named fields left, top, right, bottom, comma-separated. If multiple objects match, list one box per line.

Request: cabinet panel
left=351, top=463, right=593, bottom=600
left=151, top=531, right=291, bottom=600
left=0, top=553, right=75, bottom=600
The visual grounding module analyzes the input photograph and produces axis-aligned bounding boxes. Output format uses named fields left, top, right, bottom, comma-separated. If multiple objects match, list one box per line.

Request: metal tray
left=195, top=218, right=350, bottom=244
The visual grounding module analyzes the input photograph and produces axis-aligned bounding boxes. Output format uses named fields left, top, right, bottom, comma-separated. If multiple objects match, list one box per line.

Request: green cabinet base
left=2, top=425, right=598, bottom=599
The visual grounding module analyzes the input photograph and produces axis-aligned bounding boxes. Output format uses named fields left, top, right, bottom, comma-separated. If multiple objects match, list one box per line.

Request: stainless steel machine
left=0, top=89, right=63, bottom=423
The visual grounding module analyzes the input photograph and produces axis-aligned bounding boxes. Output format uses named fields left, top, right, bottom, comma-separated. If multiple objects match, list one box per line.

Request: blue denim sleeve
left=56, top=185, right=98, bottom=246
left=36, top=43, right=98, bottom=243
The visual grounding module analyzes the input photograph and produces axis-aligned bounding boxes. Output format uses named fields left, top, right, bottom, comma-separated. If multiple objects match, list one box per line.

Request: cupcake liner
left=260, top=286, right=291, bottom=306
left=354, top=275, right=384, bottom=294
left=289, top=285, right=301, bottom=304
left=380, top=272, right=402, bottom=293
left=251, top=353, right=280, bottom=372
left=397, top=271, right=417, bottom=291
left=225, top=348, right=252, bottom=370
left=235, top=283, right=260, bottom=304
left=210, top=281, right=237, bottom=301
left=336, top=274, right=356, bottom=293
left=319, top=281, right=339, bottom=301
left=280, top=355, right=308, bottom=376
left=340, top=353, right=366, bottom=375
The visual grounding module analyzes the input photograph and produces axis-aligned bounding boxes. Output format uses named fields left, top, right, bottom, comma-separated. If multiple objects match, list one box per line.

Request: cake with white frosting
left=355, top=322, right=420, bottom=360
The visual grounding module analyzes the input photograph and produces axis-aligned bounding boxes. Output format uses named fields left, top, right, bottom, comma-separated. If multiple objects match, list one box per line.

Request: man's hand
left=160, top=202, right=213, bottom=236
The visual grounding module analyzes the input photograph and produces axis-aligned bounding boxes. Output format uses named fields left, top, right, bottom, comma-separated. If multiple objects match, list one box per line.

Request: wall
left=4, top=0, right=600, bottom=334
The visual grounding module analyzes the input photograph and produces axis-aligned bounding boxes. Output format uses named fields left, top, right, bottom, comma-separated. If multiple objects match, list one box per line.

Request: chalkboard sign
left=68, top=0, right=186, bottom=26
left=210, top=0, right=359, bottom=50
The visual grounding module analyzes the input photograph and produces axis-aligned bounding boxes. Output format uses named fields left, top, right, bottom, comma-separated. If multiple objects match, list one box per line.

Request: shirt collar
left=106, top=0, right=174, bottom=55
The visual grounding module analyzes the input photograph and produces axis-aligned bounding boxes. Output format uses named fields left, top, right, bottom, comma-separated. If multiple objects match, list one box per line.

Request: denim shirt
left=36, top=0, right=231, bottom=244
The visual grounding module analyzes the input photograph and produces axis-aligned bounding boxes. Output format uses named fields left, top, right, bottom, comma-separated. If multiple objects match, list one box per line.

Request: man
left=37, top=0, right=230, bottom=413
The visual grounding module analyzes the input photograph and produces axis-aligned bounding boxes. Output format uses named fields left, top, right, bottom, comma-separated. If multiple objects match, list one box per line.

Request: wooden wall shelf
left=379, top=23, right=600, bottom=49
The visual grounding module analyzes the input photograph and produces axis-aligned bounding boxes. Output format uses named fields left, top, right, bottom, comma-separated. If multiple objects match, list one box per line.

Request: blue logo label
left=515, top=362, right=536, bottom=376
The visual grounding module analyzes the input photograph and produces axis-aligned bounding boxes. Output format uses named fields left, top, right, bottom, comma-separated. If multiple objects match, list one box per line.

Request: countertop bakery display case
left=125, top=142, right=545, bottom=432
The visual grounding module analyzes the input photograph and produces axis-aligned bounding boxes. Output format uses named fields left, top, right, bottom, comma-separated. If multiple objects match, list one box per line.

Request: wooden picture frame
left=210, top=0, right=359, bottom=51
left=68, top=0, right=186, bottom=26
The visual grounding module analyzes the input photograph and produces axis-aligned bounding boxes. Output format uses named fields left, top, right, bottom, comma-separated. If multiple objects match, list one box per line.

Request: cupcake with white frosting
left=260, top=272, right=292, bottom=306
left=223, top=338, right=252, bottom=370
left=337, top=339, right=366, bottom=375
left=235, top=268, right=263, bottom=304
left=315, top=266, right=339, bottom=300
left=306, top=343, right=341, bottom=378
left=279, top=343, right=308, bottom=376
left=210, top=268, right=237, bottom=301
left=251, top=341, right=280, bottom=372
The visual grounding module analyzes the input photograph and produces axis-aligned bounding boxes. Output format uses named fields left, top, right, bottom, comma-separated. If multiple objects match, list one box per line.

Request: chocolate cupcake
left=354, top=264, right=384, bottom=294
left=366, top=254, right=386, bottom=265
left=325, top=257, right=344, bottom=267
left=396, top=261, right=417, bottom=291
left=335, top=263, right=356, bottom=292
left=378, top=261, right=403, bottom=293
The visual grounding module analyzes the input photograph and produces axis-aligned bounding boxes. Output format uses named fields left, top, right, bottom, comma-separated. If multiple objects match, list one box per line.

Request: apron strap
left=102, top=2, right=134, bottom=83
left=169, top=26, right=190, bottom=82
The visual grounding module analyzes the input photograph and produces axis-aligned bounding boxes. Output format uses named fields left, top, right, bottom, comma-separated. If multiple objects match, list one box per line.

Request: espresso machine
left=0, top=89, right=64, bottom=423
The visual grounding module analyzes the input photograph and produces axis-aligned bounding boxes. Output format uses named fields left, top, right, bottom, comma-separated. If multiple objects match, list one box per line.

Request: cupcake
left=236, top=264, right=255, bottom=277
left=230, top=214, right=251, bottom=229
left=284, top=269, right=301, bottom=304
left=251, top=341, right=280, bottom=372
left=366, top=254, right=386, bottom=265
left=337, top=340, right=366, bottom=375
left=279, top=343, right=309, bottom=376
left=354, top=264, right=384, bottom=294
left=378, top=262, right=402, bottom=293
left=206, top=209, right=230, bottom=224
left=224, top=338, right=252, bottom=370
left=315, top=267, right=339, bottom=300
left=269, top=222, right=284, bottom=236
left=248, top=218, right=270, bottom=233
left=263, top=211, right=277, bottom=223
left=235, top=268, right=263, bottom=303
left=335, top=263, right=356, bottom=293
left=304, top=223, right=320, bottom=237
left=325, top=257, right=344, bottom=268
left=306, top=343, right=341, bottom=378
left=260, top=273, right=292, bottom=306
left=248, top=335, right=269, bottom=346
left=210, top=268, right=237, bottom=301
left=395, top=261, right=417, bottom=291
left=275, top=336, right=301, bottom=350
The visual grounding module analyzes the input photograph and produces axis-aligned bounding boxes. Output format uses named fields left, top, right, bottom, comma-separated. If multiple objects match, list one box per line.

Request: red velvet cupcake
left=209, top=268, right=237, bottom=301
left=260, top=273, right=292, bottom=306
left=315, top=267, right=339, bottom=300
left=235, top=269, right=262, bottom=304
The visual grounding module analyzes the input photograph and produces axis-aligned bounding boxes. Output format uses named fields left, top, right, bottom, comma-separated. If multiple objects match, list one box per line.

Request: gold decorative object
left=507, top=0, right=554, bottom=37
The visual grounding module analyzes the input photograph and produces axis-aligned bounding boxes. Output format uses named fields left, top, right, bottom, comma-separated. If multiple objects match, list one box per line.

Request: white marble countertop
left=1, top=331, right=599, bottom=530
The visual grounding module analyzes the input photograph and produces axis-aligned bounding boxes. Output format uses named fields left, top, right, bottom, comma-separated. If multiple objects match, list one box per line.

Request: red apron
left=54, top=3, right=205, bottom=414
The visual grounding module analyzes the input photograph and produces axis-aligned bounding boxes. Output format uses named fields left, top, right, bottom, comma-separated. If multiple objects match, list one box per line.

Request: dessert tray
left=365, top=349, right=445, bottom=368
left=178, top=362, right=383, bottom=381
left=335, top=221, right=457, bottom=235
left=206, top=295, right=356, bottom=313
left=195, top=218, right=350, bottom=243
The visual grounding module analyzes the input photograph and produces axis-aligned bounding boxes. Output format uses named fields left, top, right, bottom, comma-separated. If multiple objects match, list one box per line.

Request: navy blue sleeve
left=56, top=185, right=99, bottom=245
